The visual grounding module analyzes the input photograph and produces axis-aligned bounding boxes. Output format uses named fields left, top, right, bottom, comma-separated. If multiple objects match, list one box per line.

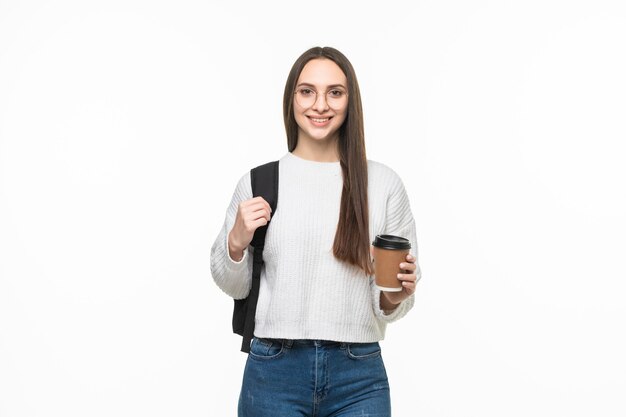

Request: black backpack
left=232, top=160, right=279, bottom=353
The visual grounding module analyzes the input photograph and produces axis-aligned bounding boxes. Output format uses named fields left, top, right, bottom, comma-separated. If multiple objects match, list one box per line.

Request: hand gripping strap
left=238, top=160, right=278, bottom=353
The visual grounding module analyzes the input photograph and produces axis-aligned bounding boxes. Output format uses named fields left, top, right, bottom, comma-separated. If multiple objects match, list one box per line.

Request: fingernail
left=397, top=273, right=402, bottom=278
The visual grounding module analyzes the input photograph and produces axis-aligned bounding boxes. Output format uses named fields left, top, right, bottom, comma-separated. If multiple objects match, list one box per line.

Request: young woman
left=210, top=46, right=421, bottom=417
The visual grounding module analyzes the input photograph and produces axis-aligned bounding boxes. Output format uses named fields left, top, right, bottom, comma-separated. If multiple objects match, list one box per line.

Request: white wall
left=1, top=1, right=624, bottom=416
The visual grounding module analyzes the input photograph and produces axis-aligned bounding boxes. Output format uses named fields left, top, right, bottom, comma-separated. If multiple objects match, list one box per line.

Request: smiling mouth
left=307, top=116, right=333, bottom=123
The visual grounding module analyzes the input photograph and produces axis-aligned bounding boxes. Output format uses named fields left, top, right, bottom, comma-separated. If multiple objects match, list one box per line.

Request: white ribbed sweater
left=210, top=151, right=420, bottom=343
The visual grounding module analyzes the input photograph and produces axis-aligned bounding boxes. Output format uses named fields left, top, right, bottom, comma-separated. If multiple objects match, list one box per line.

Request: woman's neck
left=292, top=135, right=340, bottom=163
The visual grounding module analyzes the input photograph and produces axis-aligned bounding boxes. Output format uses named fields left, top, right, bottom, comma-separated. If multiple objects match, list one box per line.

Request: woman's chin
left=306, top=130, right=339, bottom=142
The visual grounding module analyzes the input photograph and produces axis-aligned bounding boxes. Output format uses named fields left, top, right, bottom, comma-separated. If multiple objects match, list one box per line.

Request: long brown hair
left=283, top=46, right=373, bottom=276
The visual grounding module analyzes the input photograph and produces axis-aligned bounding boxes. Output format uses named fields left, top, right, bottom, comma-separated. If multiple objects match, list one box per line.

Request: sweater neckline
left=284, top=151, right=341, bottom=167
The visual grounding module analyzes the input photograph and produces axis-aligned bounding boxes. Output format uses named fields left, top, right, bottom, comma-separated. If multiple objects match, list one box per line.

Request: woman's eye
left=329, top=90, right=344, bottom=97
left=300, top=88, right=314, bottom=96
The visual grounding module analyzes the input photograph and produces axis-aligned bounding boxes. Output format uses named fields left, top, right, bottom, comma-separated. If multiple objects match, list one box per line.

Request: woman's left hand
left=382, top=254, right=419, bottom=306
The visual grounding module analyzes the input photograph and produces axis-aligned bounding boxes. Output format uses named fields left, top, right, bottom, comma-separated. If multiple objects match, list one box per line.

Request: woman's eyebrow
left=296, top=82, right=347, bottom=89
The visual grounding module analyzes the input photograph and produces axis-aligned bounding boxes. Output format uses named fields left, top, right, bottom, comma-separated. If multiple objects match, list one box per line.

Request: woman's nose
left=312, top=92, right=329, bottom=112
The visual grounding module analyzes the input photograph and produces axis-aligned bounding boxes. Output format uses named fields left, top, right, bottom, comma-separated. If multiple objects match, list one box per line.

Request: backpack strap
left=239, top=160, right=279, bottom=352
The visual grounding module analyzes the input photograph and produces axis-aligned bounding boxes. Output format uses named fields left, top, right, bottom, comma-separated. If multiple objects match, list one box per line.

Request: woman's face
left=293, top=58, right=348, bottom=146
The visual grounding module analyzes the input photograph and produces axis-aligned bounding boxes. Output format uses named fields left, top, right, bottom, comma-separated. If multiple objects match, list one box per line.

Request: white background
left=1, top=1, right=625, bottom=416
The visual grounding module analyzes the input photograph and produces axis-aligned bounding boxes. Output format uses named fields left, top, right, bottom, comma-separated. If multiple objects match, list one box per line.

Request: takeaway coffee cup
left=372, top=234, right=411, bottom=292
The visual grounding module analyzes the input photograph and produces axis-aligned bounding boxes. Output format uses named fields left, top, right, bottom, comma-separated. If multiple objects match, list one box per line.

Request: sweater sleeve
left=371, top=171, right=421, bottom=323
left=210, top=172, right=254, bottom=299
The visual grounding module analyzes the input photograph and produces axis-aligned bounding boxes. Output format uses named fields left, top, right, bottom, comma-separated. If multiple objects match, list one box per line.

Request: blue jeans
left=238, top=337, right=391, bottom=417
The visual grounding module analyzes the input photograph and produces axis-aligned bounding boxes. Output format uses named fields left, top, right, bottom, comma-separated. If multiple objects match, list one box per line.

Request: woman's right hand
left=227, top=197, right=272, bottom=261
